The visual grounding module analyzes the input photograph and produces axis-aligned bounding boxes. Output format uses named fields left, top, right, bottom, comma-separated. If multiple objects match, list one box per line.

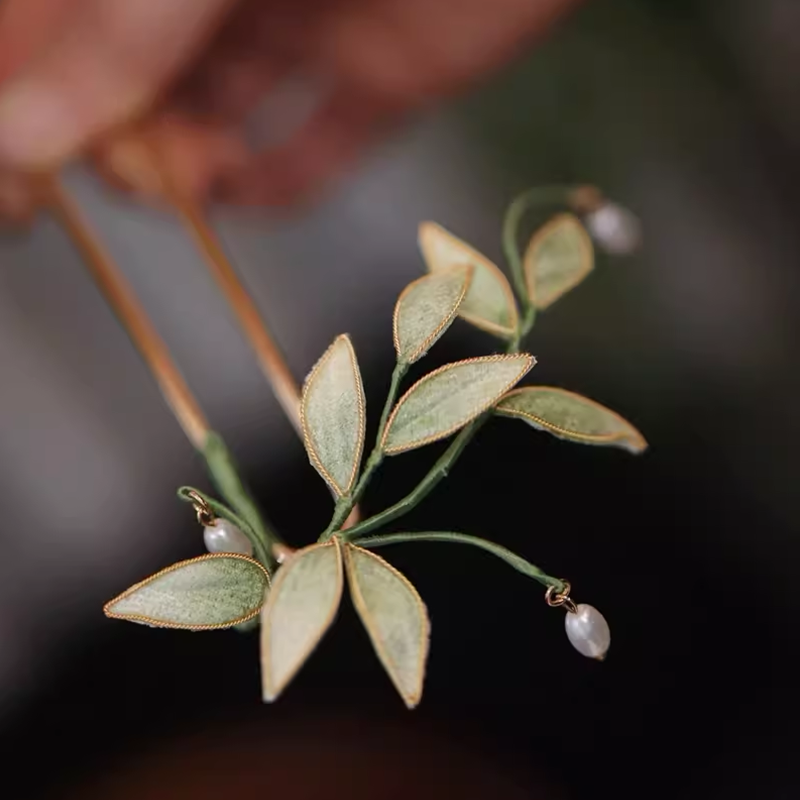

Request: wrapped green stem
left=202, top=431, right=281, bottom=549
left=320, top=362, right=407, bottom=539
left=353, top=531, right=565, bottom=592
left=339, top=328, right=528, bottom=539
left=340, top=419, right=483, bottom=539
left=329, top=188, right=592, bottom=541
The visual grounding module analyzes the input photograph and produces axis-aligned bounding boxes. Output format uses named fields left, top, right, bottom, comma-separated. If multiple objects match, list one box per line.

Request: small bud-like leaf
left=419, top=222, right=518, bottom=338
left=103, top=554, right=270, bottom=630
left=524, top=214, right=594, bottom=309
left=382, top=354, right=535, bottom=455
left=393, top=265, right=473, bottom=364
left=344, top=544, right=430, bottom=709
left=261, top=540, right=344, bottom=702
left=301, top=334, right=366, bottom=496
left=496, top=386, right=647, bottom=453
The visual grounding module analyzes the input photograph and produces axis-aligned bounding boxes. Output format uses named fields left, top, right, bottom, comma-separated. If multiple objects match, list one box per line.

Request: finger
left=0, top=169, right=36, bottom=226
left=213, top=85, right=402, bottom=207
left=322, top=0, right=585, bottom=103
left=0, top=0, right=236, bottom=169
left=172, top=0, right=301, bottom=121
left=0, top=0, right=75, bottom=84
left=176, top=51, right=285, bottom=123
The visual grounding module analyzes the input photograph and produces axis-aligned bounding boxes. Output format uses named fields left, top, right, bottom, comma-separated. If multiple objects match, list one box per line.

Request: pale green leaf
left=393, top=265, right=473, bottom=364
left=261, top=540, right=343, bottom=702
left=301, top=334, right=366, bottom=496
left=103, top=554, right=270, bottom=630
left=419, top=222, right=518, bottom=338
left=344, top=544, right=430, bottom=709
left=496, top=386, right=647, bottom=453
left=382, top=354, right=535, bottom=455
left=523, top=214, right=594, bottom=309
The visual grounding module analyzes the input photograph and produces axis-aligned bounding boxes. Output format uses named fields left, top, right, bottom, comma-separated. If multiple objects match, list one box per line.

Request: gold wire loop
left=187, top=490, right=215, bottom=527
left=545, top=581, right=578, bottom=614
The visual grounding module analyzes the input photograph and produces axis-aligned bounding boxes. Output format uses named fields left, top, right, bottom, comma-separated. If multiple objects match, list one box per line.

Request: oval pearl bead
left=565, top=604, right=610, bottom=660
left=203, top=519, right=253, bottom=556
left=584, top=202, right=642, bottom=255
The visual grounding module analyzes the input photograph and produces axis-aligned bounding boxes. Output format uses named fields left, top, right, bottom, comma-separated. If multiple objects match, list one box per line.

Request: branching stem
left=329, top=186, right=579, bottom=540
left=353, top=531, right=565, bottom=592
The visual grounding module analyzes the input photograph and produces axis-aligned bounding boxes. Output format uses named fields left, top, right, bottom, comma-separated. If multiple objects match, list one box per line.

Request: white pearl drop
left=203, top=519, right=253, bottom=556
left=565, top=604, right=611, bottom=660
left=584, top=202, right=642, bottom=255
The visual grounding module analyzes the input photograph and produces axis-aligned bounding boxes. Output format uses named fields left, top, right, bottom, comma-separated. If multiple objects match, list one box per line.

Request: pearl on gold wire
left=565, top=604, right=611, bottom=660
left=546, top=581, right=610, bottom=661
left=203, top=518, right=253, bottom=556
left=187, top=489, right=254, bottom=557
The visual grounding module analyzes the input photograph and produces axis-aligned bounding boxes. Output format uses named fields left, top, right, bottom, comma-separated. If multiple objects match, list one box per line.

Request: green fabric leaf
left=418, top=222, right=518, bottom=338
left=523, top=214, right=594, bottom=309
left=261, top=540, right=344, bottom=702
left=496, top=386, right=647, bottom=453
left=301, top=334, right=366, bottom=496
left=382, top=354, right=535, bottom=455
left=103, top=554, right=270, bottom=630
left=393, top=265, right=473, bottom=364
left=344, top=544, right=430, bottom=709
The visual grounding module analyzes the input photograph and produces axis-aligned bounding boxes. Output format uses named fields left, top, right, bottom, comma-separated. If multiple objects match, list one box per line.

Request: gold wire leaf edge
left=381, top=353, right=536, bottom=455
left=343, top=543, right=430, bottom=709
left=300, top=334, right=367, bottom=497
left=523, top=213, right=594, bottom=310
left=261, top=538, right=344, bottom=702
left=392, top=264, right=474, bottom=364
left=496, top=386, right=648, bottom=453
left=418, top=222, right=519, bottom=338
left=103, top=552, right=271, bottom=631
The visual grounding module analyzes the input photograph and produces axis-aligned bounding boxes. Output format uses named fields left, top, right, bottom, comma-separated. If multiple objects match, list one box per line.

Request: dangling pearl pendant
left=203, top=519, right=253, bottom=556
left=546, top=581, right=610, bottom=661
left=565, top=604, right=610, bottom=660
left=187, top=488, right=254, bottom=557
left=583, top=201, right=642, bottom=255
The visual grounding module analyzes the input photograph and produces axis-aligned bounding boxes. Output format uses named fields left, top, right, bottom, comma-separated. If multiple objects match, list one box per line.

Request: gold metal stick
left=155, top=168, right=303, bottom=436
left=173, top=193, right=362, bottom=527
left=46, top=175, right=210, bottom=450
left=148, top=153, right=359, bottom=527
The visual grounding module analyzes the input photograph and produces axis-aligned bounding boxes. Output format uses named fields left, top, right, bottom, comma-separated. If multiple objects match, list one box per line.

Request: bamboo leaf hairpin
left=27, top=164, right=645, bottom=706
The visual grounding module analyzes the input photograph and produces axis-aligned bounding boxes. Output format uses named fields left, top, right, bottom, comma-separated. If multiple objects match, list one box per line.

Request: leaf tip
left=521, top=352, right=537, bottom=374
left=261, top=681, right=279, bottom=703
left=417, top=219, right=440, bottom=243
left=102, top=599, right=118, bottom=619
left=621, top=429, right=649, bottom=455
left=333, top=331, right=354, bottom=349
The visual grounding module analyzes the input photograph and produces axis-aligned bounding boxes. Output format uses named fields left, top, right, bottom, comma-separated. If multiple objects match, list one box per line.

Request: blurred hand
left=0, top=0, right=580, bottom=207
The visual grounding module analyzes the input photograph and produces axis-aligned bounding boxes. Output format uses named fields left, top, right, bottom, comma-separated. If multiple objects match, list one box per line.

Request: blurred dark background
left=1, top=0, right=798, bottom=797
